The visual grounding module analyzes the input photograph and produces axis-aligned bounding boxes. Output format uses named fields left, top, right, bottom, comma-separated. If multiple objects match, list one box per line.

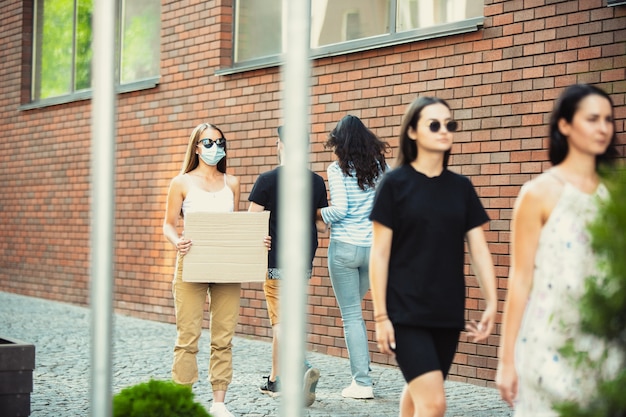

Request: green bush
left=580, top=168, right=626, bottom=344
left=556, top=168, right=626, bottom=417
left=113, top=379, right=211, bottom=417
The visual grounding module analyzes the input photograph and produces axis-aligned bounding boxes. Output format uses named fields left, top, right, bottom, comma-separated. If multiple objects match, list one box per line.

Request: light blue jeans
left=328, top=239, right=372, bottom=387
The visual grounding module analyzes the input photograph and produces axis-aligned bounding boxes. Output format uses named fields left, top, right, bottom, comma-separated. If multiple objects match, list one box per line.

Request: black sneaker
left=260, top=375, right=280, bottom=397
left=303, top=367, right=320, bottom=407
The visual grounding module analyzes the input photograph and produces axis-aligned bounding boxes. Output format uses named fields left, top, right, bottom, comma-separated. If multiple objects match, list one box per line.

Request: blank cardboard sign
left=182, top=211, right=269, bottom=283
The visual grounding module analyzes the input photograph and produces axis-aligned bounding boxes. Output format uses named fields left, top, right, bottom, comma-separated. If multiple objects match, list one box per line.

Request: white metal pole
left=90, top=0, right=117, bottom=415
left=279, top=0, right=312, bottom=416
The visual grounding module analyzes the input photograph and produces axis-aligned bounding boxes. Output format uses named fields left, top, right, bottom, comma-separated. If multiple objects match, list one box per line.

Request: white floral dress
left=514, top=180, right=610, bottom=416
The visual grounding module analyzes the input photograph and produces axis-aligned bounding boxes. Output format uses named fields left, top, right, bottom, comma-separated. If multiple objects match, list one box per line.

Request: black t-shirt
left=369, top=165, right=489, bottom=329
left=248, top=166, right=329, bottom=269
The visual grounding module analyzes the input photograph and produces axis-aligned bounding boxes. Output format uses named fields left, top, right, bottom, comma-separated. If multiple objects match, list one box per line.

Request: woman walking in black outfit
left=369, top=97, right=497, bottom=417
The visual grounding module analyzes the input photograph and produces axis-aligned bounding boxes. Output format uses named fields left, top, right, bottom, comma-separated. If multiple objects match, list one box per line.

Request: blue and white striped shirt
left=320, top=161, right=386, bottom=247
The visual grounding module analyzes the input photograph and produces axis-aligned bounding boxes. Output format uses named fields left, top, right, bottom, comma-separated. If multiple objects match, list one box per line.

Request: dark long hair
left=325, top=115, right=389, bottom=190
left=549, top=84, right=619, bottom=166
left=396, top=96, right=452, bottom=167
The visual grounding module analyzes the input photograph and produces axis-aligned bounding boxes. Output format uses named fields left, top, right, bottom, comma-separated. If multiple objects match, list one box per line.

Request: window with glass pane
left=234, top=0, right=282, bottom=63
left=120, top=0, right=161, bottom=84
left=396, top=0, right=482, bottom=31
left=32, top=0, right=92, bottom=100
left=233, top=0, right=483, bottom=65
left=32, top=0, right=160, bottom=101
left=311, top=0, right=390, bottom=48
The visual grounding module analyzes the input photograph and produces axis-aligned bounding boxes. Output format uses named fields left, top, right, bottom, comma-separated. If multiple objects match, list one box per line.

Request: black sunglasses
left=198, top=137, right=226, bottom=149
left=429, top=120, right=458, bottom=133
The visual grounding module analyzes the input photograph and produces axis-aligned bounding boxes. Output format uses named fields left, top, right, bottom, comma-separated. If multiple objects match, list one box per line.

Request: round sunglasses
left=198, top=137, right=226, bottom=149
left=428, top=120, right=458, bottom=133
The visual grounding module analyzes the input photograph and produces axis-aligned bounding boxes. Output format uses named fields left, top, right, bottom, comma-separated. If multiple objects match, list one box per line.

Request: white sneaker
left=209, top=402, right=235, bottom=417
left=341, top=380, right=374, bottom=399
left=303, top=367, right=321, bottom=407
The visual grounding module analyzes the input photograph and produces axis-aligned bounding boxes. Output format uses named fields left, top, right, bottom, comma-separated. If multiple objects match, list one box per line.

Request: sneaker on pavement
left=209, top=402, right=235, bottom=417
left=303, top=367, right=320, bottom=407
left=259, top=375, right=280, bottom=397
left=341, top=380, right=374, bottom=399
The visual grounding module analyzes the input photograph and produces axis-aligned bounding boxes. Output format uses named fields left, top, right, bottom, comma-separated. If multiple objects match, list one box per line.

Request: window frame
left=20, top=78, right=160, bottom=110
left=607, top=0, right=626, bottom=6
left=23, top=0, right=160, bottom=110
left=217, top=1, right=483, bottom=76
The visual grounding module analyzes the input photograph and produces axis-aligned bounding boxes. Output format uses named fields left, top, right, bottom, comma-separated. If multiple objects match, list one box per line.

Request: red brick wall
left=1, top=0, right=624, bottom=387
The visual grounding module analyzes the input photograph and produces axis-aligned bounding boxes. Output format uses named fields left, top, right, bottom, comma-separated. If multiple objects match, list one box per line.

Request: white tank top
left=182, top=174, right=234, bottom=215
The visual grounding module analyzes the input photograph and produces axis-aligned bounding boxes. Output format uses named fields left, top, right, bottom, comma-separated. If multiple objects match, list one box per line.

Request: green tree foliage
left=38, top=0, right=92, bottom=98
left=556, top=370, right=626, bottom=417
left=556, top=168, right=626, bottom=417
left=120, top=0, right=160, bottom=83
left=36, top=0, right=160, bottom=99
left=40, top=0, right=74, bottom=98
left=113, top=379, right=211, bottom=417
left=581, top=169, right=626, bottom=343
left=75, top=0, right=93, bottom=91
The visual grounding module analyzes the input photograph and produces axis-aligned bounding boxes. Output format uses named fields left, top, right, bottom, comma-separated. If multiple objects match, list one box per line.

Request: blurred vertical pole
left=90, top=0, right=117, bottom=416
left=279, top=0, right=311, bottom=416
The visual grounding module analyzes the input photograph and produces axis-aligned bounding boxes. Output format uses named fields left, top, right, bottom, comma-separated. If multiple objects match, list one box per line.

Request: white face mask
left=199, top=145, right=225, bottom=166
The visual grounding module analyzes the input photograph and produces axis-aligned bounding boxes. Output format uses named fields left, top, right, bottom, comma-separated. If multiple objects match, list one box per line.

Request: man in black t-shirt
left=248, top=126, right=328, bottom=406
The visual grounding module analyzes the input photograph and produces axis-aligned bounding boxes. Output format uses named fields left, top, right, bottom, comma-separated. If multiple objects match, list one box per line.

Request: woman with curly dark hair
left=319, top=114, right=389, bottom=399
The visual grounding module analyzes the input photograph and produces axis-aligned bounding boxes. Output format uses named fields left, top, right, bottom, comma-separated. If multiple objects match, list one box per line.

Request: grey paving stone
left=0, top=291, right=512, bottom=417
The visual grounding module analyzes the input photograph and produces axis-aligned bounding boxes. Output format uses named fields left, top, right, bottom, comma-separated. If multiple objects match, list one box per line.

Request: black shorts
left=392, top=325, right=460, bottom=383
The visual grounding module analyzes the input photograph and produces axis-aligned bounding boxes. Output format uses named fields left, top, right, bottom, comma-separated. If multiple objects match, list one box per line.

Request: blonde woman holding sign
left=163, top=122, right=240, bottom=417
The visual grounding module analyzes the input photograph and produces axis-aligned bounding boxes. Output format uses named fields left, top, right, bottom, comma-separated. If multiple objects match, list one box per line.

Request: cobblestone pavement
left=1, top=291, right=512, bottom=417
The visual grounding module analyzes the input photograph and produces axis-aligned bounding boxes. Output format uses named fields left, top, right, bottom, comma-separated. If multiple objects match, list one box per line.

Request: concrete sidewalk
left=0, top=291, right=512, bottom=417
